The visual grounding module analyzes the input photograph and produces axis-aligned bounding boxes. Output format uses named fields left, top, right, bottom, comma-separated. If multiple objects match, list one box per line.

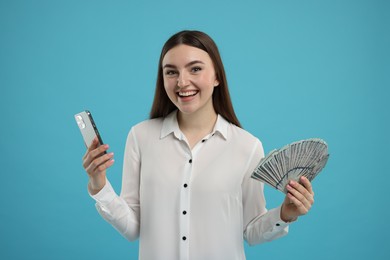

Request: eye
left=164, top=70, right=178, bottom=76
left=191, top=66, right=202, bottom=73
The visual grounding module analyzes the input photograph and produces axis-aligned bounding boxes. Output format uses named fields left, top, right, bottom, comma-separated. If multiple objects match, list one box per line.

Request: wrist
left=280, top=204, right=298, bottom=223
left=88, top=178, right=106, bottom=195
left=281, top=215, right=298, bottom=223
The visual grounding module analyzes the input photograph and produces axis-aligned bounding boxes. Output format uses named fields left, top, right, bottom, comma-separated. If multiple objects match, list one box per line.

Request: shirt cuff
left=89, top=179, right=117, bottom=205
left=266, top=206, right=290, bottom=230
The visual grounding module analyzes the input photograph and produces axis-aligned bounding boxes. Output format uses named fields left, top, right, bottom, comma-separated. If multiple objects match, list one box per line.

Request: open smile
left=177, top=90, right=199, bottom=97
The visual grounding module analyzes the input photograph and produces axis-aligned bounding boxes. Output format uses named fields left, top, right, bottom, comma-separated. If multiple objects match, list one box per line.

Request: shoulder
left=124, top=117, right=164, bottom=152
left=227, top=123, right=264, bottom=156
left=132, top=117, right=164, bottom=132
left=125, top=117, right=163, bottom=142
left=229, top=123, right=262, bottom=146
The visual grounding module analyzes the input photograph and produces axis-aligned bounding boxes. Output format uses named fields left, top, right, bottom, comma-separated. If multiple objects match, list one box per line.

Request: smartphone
left=74, top=110, right=105, bottom=151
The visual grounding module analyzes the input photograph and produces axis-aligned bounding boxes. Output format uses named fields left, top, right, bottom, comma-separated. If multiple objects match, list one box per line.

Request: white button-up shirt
left=91, top=110, right=289, bottom=260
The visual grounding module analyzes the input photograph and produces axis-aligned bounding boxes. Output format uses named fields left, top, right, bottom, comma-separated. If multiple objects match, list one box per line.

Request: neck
left=177, top=107, right=218, bottom=135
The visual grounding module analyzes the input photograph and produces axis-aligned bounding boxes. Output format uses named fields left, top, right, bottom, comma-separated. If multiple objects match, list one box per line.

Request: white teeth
left=178, top=91, right=198, bottom=97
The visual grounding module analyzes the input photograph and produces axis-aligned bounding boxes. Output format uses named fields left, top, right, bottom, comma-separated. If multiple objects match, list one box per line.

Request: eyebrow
left=163, top=60, right=205, bottom=69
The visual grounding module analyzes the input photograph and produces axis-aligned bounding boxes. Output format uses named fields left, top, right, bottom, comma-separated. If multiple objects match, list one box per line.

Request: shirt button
left=183, top=183, right=188, bottom=188
left=276, top=223, right=280, bottom=226
left=182, top=236, right=187, bottom=241
left=182, top=210, right=187, bottom=215
left=202, top=139, right=206, bottom=143
left=189, top=159, right=192, bottom=163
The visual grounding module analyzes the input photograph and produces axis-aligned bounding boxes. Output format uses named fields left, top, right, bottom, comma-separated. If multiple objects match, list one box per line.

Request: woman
left=83, top=30, right=314, bottom=260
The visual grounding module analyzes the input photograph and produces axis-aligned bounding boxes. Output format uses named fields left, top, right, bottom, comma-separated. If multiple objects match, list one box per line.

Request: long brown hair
left=149, top=30, right=241, bottom=128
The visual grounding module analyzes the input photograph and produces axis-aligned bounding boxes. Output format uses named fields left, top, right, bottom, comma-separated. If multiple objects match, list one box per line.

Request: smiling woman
left=150, top=30, right=241, bottom=128
left=81, top=30, right=316, bottom=260
left=162, top=44, right=219, bottom=128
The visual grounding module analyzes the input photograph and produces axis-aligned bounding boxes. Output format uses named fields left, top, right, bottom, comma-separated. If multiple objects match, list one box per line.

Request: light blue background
left=1, top=0, right=389, bottom=259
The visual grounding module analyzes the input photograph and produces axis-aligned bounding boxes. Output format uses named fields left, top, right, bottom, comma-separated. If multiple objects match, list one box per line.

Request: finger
left=97, top=157, right=115, bottom=172
left=90, top=143, right=109, bottom=158
left=290, top=179, right=314, bottom=203
left=83, top=144, right=110, bottom=169
left=88, top=156, right=115, bottom=176
left=286, top=192, right=310, bottom=215
left=88, top=137, right=100, bottom=151
left=300, top=176, right=314, bottom=196
left=82, top=137, right=99, bottom=161
left=86, top=152, right=114, bottom=175
left=87, top=137, right=99, bottom=153
left=286, top=182, right=313, bottom=215
left=286, top=183, right=306, bottom=203
left=283, top=192, right=294, bottom=204
left=286, top=182, right=313, bottom=210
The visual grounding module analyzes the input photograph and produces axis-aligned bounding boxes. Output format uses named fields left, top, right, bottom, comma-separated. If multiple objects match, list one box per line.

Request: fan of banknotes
left=251, top=138, right=329, bottom=194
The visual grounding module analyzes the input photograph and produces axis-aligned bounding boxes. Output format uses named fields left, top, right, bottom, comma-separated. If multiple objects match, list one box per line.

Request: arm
left=242, top=141, right=316, bottom=245
left=242, top=140, right=289, bottom=245
left=83, top=129, right=141, bottom=241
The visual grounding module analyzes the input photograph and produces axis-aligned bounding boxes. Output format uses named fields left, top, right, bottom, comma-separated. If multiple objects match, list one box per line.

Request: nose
left=177, top=72, right=190, bottom=88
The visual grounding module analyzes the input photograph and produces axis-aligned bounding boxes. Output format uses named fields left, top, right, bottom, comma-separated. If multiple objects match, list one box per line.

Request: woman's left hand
left=280, top=176, right=314, bottom=222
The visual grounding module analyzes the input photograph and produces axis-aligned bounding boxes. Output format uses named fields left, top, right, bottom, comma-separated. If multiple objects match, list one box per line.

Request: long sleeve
left=90, top=128, right=141, bottom=241
left=242, top=139, right=289, bottom=245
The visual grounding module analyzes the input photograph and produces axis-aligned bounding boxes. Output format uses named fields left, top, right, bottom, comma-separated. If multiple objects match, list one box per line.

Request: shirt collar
left=160, top=110, right=229, bottom=140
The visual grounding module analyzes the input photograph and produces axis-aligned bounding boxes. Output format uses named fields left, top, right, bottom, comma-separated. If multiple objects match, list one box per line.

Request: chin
left=178, top=108, right=196, bottom=115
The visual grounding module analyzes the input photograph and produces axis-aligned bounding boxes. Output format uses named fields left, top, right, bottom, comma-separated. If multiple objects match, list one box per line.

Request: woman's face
left=162, top=44, right=219, bottom=116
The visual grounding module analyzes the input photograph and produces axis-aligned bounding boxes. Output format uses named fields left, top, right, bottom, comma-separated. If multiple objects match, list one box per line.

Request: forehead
left=162, top=44, right=212, bottom=66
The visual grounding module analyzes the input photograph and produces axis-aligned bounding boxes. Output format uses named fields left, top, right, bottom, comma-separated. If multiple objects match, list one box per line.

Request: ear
left=213, top=78, right=220, bottom=87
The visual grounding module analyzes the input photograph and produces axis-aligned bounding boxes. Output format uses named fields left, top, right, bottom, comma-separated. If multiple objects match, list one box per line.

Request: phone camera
left=75, top=115, right=86, bottom=129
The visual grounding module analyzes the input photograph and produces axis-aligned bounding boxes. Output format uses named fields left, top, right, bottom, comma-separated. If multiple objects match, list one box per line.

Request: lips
left=177, top=90, right=199, bottom=97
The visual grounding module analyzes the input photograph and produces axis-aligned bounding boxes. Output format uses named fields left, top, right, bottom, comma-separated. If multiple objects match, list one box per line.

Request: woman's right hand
left=82, top=137, right=115, bottom=195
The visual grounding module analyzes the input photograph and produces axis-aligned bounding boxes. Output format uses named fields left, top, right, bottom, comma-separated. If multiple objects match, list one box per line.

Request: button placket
left=179, top=152, right=193, bottom=260
left=178, top=138, right=207, bottom=259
